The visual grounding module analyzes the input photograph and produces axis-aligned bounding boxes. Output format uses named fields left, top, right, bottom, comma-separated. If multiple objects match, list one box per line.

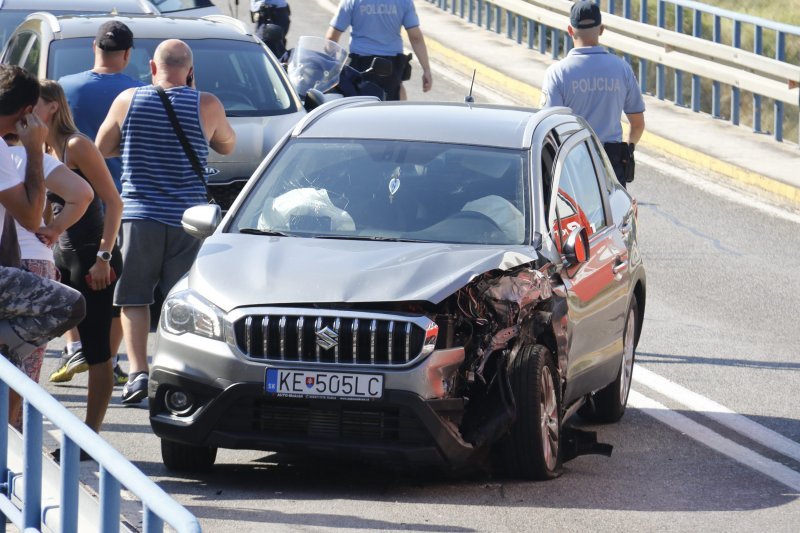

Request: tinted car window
left=22, top=33, right=40, bottom=74
left=48, top=37, right=295, bottom=116
left=556, top=142, right=606, bottom=236
left=231, top=139, right=529, bottom=245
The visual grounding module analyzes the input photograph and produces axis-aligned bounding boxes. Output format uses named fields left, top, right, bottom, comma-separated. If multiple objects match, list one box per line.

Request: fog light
left=164, top=388, right=195, bottom=416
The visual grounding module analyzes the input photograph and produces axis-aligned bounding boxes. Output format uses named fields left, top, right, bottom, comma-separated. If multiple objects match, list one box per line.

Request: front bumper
left=149, top=369, right=476, bottom=466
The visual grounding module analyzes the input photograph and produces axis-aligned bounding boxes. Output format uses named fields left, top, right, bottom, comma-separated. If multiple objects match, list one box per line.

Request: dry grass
left=700, top=1, right=800, bottom=26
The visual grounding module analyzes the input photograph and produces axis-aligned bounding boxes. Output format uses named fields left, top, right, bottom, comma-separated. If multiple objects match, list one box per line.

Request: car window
left=587, top=136, right=618, bottom=192
left=553, top=141, right=606, bottom=238
left=3, top=30, right=32, bottom=66
left=230, top=139, right=530, bottom=246
left=22, top=33, right=40, bottom=74
left=48, top=37, right=295, bottom=116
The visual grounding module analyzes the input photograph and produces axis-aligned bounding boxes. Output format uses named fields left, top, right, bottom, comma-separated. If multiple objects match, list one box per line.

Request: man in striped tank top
left=97, top=39, right=236, bottom=404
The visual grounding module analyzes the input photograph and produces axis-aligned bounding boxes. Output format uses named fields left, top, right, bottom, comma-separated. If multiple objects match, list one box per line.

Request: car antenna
left=465, top=69, right=476, bottom=106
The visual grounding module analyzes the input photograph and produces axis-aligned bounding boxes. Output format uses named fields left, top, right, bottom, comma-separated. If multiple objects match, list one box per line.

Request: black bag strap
left=154, top=86, right=212, bottom=202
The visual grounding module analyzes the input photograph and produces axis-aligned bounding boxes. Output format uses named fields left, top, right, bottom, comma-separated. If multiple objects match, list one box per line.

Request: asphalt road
left=34, top=1, right=800, bottom=531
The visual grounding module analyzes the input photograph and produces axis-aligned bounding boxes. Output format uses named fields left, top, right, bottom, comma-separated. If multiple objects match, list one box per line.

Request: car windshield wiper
left=314, top=234, right=430, bottom=243
left=239, top=227, right=290, bottom=236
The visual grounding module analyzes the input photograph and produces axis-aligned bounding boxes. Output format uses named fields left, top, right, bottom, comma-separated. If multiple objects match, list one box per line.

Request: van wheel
left=502, top=343, right=562, bottom=480
left=580, top=296, right=638, bottom=423
left=161, top=439, right=217, bottom=472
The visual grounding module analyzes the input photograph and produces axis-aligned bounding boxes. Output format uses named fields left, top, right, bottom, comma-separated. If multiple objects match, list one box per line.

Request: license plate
left=265, top=368, right=383, bottom=400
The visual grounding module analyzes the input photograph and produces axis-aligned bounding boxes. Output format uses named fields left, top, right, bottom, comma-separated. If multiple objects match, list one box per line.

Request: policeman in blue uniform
left=541, top=1, right=645, bottom=187
left=251, top=1, right=291, bottom=46
left=325, top=0, right=433, bottom=101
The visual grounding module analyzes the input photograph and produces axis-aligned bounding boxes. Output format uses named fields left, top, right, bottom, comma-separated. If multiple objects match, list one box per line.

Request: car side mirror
left=563, top=226, right=589, bottom=266
left=182, top=204, right=221, bottom=239
left=367, top=57, right=393, bottom=78
left=304, top=88, right=326, bottom=111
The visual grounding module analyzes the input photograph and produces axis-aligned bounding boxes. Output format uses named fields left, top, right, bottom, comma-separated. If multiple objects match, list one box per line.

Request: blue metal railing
left=428, top=0, right=800, bottom=144
left=0, top=355, right=201, bottom=532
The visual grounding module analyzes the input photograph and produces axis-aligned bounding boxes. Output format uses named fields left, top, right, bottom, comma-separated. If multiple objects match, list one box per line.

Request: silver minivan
left=2, top=13, right=305, bottom=207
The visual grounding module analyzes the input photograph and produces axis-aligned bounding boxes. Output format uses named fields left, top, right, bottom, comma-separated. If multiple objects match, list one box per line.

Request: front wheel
left=161, top=439, right=217, bottom=472
left=502, top=344, right=562, bottom=480
left=581, top=296, right=638, bottom=423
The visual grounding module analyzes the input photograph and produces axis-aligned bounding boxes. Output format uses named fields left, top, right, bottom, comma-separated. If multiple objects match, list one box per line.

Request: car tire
left=580, top=296, right=638, bottom=423
left=161, top=439, right=217, bottom=472
left=502, top=343, right=562, bottom=480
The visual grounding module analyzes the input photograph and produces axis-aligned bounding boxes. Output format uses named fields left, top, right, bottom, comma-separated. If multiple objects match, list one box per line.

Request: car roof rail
left=292, top=96, right=381, bottom=137
left=521, top=106, right=572, bottom=148
left=136, top=0, right=159, bottom=14
left=29, top=11, right=61, bottom=34
left=201, top=14, right=250, bottom=35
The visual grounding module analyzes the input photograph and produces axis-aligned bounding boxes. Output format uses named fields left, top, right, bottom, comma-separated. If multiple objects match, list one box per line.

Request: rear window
left=48, top=37, right=296, bottom=116
left=150, top=0, right=214, bottom=12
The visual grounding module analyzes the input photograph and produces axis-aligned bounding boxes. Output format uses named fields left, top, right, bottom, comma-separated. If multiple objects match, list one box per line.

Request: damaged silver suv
left=149, top=99, right=646, bottom=480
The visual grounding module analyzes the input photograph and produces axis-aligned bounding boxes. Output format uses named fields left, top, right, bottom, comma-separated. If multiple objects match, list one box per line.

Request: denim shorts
left=113, top=219, right=201, bottom=307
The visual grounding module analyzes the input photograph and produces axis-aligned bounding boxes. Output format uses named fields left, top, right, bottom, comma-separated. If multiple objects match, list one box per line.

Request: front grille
left=207, top=180, right=247, bottom=210
left=233, top=311, right=429, bottom=366
left=218, top=398, right=431, bottom=445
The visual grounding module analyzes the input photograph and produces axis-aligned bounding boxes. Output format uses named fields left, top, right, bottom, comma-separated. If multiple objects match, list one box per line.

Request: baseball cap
left=570, top=1, right=602, bottom=29
left=95, top=21, right=134, bottom=51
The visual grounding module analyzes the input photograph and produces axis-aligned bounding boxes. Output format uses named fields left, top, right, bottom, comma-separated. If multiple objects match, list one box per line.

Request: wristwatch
left=97, top=250, right=112, bottom=262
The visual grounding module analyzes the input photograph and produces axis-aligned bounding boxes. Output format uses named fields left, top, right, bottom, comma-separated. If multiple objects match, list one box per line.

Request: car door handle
left=612, top=260, right=629, bottom=275
left=619, top=222, right=632, bottom=235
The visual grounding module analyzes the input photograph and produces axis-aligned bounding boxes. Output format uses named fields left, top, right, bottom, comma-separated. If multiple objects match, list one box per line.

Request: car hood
left=213, top=112, right=302, bottom=165
left=189, top=235, right=539, bottom=310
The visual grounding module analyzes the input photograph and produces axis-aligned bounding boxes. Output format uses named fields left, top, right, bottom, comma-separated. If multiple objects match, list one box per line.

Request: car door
left=547, top=131, right=631, bottom=405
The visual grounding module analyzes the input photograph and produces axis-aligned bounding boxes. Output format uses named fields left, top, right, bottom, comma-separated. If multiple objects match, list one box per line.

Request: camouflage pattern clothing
left=0, top=265, right=85, bottom=368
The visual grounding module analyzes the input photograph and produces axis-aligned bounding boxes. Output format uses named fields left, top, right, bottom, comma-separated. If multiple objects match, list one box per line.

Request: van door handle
left=619, top=222, right=632, bottom=235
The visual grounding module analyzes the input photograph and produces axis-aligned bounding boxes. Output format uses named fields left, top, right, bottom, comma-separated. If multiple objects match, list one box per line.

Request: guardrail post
left=468, top=0, right=474, bottom=23
left=691, top=9, right=702, bottom=112
left=144, top=505, right=164, bottom=533
left=538, top=21, right=547, bottom=54
left=622, top=0, right=632, bottom=65
left=22, top=401, right=42, bottom=530
left=485, top=2, right=492, bottom=31
left=674, top=4, right=684, bottom=106
left=711, top=15, right=721, bottom=118
left=753, top=25, right=763, bottom=133
left=59, top=436, right=80, bottom=533
left=451, top=0, right=456, bottom=15
left=774, top=31, right=785, bottom=142
left=639, top=0, right=649, bottom=94
left=495, top=5, right=502, bottom=34
left=607, top=0, right=615, bottom=16
left=527, top=19, right=534, bottom=49
left=99, top=466, right=121, bottom=533
left=506, top=10, right=513, bottom=39
left=656, top=0, right=665, bottom=99
left=477, top=0, right=482, bottom=27
left=551, top=28, right=560, bottom=59
left=731, top=20, right=741, bottom=125
left=515, top=13, right=523, bottom=44
left=459, top=0, right=465, bottom=18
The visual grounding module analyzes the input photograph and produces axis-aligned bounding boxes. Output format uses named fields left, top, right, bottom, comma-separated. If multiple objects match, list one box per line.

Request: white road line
left=628, top=390, right=800, bottom=492
left=636, top=152, right=800, bottom=225
left=634, top=366, right=800, bottom=463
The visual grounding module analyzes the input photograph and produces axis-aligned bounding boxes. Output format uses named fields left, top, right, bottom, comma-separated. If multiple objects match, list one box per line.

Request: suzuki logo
left=315, top=326, right=339, bottom=350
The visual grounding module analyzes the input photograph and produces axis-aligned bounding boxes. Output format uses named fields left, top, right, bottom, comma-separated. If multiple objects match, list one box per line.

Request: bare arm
left=325, top=27, right=343, bottom=43
left=201, top=93, right=236, bottom=156
left=37, top=164, right=93, bottom=242
left=96, top=89, right=135, bottom=158
left=625, top=112, right=645, bottom=145
left=406, top=27, right=432, bottom=93
left=69, top=136, right=122, bottom=290
left=0, top=113, right=49, bottom=231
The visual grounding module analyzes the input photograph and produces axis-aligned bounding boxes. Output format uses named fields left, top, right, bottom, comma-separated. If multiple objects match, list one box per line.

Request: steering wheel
left=213, top=90, right=256, bottom=109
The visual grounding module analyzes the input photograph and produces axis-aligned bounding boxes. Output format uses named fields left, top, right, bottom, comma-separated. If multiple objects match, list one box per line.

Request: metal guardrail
left=427, top=0, right=800, bottom=144
left=0, top=355, right=201, bottom=532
